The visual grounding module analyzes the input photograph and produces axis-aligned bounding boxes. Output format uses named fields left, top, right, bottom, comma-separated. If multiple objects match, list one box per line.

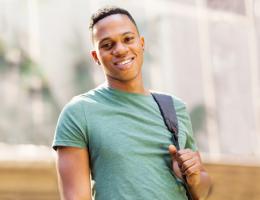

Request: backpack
left=152, top=93, right=194, bottom=200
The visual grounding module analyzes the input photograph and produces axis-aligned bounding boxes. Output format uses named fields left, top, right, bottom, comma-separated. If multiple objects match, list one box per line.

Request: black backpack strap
left=151, top=93, right=180, bottom=150
left=151, top=92, right=194, bottom=200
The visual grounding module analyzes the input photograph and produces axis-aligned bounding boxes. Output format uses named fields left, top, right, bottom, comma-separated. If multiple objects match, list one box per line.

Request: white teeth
left=117, top=59, right=132, bottom=65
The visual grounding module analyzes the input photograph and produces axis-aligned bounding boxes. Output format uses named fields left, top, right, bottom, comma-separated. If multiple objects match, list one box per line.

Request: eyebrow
left=99, top=31, right=135, bottom=44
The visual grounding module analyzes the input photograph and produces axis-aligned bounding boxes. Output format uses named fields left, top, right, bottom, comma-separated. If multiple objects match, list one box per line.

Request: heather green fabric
left=53, top=85, right=197, bottom=200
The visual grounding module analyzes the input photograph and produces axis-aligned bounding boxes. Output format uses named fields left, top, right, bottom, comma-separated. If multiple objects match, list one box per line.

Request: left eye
left=125, top=37, right=134, bottom=42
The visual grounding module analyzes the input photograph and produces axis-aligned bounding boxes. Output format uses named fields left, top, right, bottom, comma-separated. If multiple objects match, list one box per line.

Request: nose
left=112, top=42, right=128, bottom=57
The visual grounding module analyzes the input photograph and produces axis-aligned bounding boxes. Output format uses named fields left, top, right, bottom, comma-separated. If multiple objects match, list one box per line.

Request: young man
left=53, top=6, right=211, bottom=200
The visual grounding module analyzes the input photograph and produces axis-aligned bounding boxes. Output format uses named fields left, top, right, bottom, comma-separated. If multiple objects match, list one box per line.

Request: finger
left=181, top=158, right=196, bottom=173
left=176, top=148, right=193, bottom=157
left=179, top=153, right=192, bottom=163
left=177, top=150, right=200, bottom=165
left=168, top=144, right=177, bottom=156
left=183, top=163, right=201, bottom=177
left=173, top=160, right=183, bottom=180
left=178, top=152, right=196, bottom=163
left=176, top=149, right=193, bottom=163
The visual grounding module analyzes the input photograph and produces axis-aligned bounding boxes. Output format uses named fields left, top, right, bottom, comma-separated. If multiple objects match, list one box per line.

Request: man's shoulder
left=62, top=85, right=108, bottom=112
left=65, top=91, right=94, bottom=109
left=150, top=90, right=186, bottom=109
left=68, top=85, right=104, bottom=104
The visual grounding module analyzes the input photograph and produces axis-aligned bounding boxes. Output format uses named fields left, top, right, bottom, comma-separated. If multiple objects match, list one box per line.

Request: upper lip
left=113, top=57, right=135, bottom=65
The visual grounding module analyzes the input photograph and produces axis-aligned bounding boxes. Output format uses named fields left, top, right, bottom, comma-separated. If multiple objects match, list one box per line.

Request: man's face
left=91, top=14, right=144, bottom=83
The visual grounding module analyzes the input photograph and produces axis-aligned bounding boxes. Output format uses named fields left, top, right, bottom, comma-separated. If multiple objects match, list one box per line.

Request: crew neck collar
left=103, top=85, right=152, bottom=98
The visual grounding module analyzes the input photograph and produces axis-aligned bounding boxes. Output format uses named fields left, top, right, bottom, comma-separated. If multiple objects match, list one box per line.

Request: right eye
left=101, top=42, right=113, bottom=50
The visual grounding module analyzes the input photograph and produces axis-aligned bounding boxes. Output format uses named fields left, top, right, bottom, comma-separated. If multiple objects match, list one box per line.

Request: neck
left=106, top=76, right=149, bottom=95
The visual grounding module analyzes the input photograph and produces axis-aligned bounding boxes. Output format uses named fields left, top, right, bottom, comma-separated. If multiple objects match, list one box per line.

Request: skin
left=169, top=145, right=212, bottom=199
left=57, top=147, right=92, bottom=200
left=56, top=13, right=211, bottom=200
left=91, top=14, right=148, bottom=95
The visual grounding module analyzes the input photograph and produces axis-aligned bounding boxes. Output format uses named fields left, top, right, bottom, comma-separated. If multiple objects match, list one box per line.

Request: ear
left=91, top=50, right=101, bottom=65
left=140, top=36, right=145, bottom=51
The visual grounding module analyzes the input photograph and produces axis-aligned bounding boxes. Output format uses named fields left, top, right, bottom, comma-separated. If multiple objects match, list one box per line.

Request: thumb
left=169, top=145, right=183, bottom=180
left=168, top=144, right=177, bottom=156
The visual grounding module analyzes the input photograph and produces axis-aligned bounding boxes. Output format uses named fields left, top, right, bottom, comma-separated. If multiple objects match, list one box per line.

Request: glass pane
left=207, top=0, right=246, bottom=15
left=209, top=20, right=255, bottom=155
left=171, top=0, right=196, bottom=5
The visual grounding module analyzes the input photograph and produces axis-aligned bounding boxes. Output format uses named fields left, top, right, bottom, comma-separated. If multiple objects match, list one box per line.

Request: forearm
left=188, top=171, right=212, bottom=200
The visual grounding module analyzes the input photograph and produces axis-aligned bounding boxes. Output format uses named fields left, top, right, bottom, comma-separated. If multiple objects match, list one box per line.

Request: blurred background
left=0, top=0, right=260, bottom=199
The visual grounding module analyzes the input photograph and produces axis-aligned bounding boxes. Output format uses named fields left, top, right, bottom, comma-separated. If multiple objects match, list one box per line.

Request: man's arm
left=169, top=145, right=212, bottom=200
left=56, top=147, right=92, bottom=200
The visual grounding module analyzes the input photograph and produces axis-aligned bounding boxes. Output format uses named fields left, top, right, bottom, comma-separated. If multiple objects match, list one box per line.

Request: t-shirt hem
left=52, top=140, right=87, bottom=150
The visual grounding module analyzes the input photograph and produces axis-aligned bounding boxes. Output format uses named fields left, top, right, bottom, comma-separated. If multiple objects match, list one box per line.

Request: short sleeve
left=52, top=97, right=88, bottom=150
left=173, top=96, right=198, bottom=151
left=182, top=109, right=198, bottom=151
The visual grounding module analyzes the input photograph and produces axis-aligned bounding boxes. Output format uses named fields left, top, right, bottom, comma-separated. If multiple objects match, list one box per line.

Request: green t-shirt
left=53, top=85, right=197, bottom=200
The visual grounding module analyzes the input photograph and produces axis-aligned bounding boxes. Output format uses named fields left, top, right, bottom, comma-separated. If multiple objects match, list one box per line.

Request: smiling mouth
left=114, top=57, right=134, bottom=70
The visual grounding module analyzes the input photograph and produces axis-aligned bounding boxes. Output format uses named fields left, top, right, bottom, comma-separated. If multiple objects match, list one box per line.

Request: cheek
left=98, top=52, right=110, bottom=63
left=135, top=48, right=144, bottom=62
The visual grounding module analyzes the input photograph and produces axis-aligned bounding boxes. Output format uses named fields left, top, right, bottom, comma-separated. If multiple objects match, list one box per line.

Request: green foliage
left=68, top=29, right=96, bottom=94
left=0, top=39, right=7, bottom=71
left=190, top=104, right=206, bottom=133
left=74, top=58, right=95, bottom=93
left=19, top=52, right=42, bottom=78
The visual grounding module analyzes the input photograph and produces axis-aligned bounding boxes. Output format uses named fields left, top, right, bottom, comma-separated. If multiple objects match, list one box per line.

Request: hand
left=168, top=145, right=202, bottom=186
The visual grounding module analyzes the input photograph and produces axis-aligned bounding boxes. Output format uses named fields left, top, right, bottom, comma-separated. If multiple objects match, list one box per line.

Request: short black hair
left=89, top=6, right=139, bottom=32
